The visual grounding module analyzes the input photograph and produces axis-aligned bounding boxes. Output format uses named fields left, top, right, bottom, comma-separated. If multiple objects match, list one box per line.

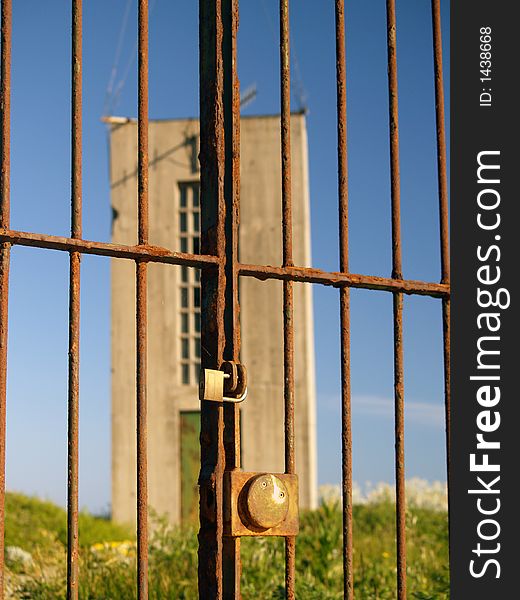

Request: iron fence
left=0, top=1, right=449, bottom=598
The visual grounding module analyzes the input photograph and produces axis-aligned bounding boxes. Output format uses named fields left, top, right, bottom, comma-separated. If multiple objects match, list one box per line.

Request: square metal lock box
left=224, top=471, right=299, bottom=537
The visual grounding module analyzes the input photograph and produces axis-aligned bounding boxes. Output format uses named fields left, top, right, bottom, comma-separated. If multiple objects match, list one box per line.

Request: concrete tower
left=109, top=113, right=317, bottom=524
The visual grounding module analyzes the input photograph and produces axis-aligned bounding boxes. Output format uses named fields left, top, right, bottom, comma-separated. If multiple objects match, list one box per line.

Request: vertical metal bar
left=136, top=261, right=148, bottom=598
left=334, top=2, right=353, bottom=598
left=283, top=283, right=296, bottom=600
left=279, top=1, right=296, bottom=597
left=385, top=1, right=406, bottom=598
left=441, top=299, right=450, bottom=495
left=198, top=0, right=226, bottom=597
left=431, top=0, right=449, bottom=287
left=392, top=293, right=406, bottom=598
left=386, top=1, right=402, bottom=282
left=0, top=1, right=10, bottom=233
left=67, top=1, right=82, bottom=598
left=280, top=1, right=292, bottom=271
left=137, top=1, right=149, bottom=598
left=431, top=0, right=451, bottom=492
left=0, top=1, right=11, bottom=596
left=0, top=259, right=8, bottom=600
left=222, top=0, right=242, bottom=595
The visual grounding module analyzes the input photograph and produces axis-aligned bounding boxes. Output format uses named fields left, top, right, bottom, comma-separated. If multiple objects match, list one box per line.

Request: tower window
left=178, top=182, right=201, bottom=385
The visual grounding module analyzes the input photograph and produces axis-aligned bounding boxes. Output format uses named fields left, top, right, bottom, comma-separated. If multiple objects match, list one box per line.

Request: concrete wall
left=110, top=114, right=317, bottom=525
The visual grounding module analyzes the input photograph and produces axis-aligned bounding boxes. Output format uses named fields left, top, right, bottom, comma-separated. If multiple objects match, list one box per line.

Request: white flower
left=318, top=478, right=448, bottom=511
left=6, top=546, right=33, bottom=567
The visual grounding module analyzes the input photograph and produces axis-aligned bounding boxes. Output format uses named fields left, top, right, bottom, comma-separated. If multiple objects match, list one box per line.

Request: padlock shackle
left=223, top=386, right=248, bottom=404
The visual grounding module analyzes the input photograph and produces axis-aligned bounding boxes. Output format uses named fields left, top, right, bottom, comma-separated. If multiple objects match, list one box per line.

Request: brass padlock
left=199, top=364, right=248, bottom=403
left=199, top=368, right=226, bottom=402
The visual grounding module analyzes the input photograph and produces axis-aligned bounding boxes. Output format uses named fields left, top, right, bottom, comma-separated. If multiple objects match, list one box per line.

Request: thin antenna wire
left=110, top=0, right=157, bottom=116
left=103, top=0, right=133, bottom=116
left=240, top=83, right=257, bottom=110
left=261, top=0, right=277, bottom=40
left=291, top=42, right=308, bottom=113
left=260, top=0, right=308, bottom=112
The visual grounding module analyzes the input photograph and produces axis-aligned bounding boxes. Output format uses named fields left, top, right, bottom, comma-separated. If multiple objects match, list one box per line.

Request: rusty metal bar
left=279, top=0, right=296, bottom=597
left=0, top=229, right=220, bottom=265
left=392, top=293, right=406, bottom=599
left=431, top=0, right=451, bottom=510
left=0, top=0, right=11, bottom=595
left=283, top=278, right=296, bottom=599
left=0, top=5, right=10, bottom=234
left=432, top=0, right=449, bottom=287
left=221, top=0, right=242, bottom=594
left=136, top=261, right=148, bottom=597
left=386, top=3, right=402, bottom=283
left=334, top=2, right=353, bottom=598
left=239, top=263, right=449, bottom=297
left=0, top=249, right=8, bottom=600
left=0, top=229, right=449, bottom=297
left=442, top=299, right=450, bottom=495
left=385, top=1, right=406, bottom=598
left=198, top=0, right=227, bottom=595
left=67, top=0, right=82, bottom=597
left=136, top=0, right=149, bottom=597
left=280, top=1, right=292, bottom=268
left=222, top=0, right=241, bottom=365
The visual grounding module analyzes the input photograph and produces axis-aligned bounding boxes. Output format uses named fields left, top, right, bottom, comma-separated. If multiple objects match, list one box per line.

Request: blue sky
left=5, top=0, right=449, bottom=513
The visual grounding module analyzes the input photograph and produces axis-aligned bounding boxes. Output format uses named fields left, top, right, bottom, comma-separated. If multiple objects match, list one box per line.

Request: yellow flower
left=90, top=540, right=135, bottom=557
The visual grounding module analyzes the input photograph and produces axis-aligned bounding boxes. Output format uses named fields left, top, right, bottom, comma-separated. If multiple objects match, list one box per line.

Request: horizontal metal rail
left=0, top=228, right=220, bottom=267
left=0, top=229, right=449, bottom=298
left=238, top=263, right=448, bottom=296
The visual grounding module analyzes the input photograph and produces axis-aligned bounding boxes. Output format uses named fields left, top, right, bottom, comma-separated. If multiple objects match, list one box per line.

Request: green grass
left=5, top=492, right=448, bottom=599
left=5, top=492, right=132, bottom=551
